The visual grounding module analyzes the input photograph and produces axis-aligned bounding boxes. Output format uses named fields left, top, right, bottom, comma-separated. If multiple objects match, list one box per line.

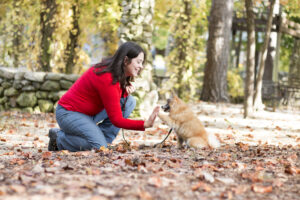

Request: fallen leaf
left=232, top=185, right=248, bottom=195
left=42, top=152, right=52, bottom=159
left=251, top=185, right=272, bottom=193
left=148, top=176, right=162, bottom=187
left=191, top=181, right=211, bottom=192
left=10, top=185, right=26, bottom=193
left=139, top=189, right=153, bottom=200
left=285, top=165, right=300, bottom=175
left=220, top=191, right=233, bottom=199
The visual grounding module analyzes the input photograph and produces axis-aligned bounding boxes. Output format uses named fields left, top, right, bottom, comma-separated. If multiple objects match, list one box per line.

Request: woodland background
left=0, top=0, right=300, bottom=199
left=0, top=0, right=299, bottom=116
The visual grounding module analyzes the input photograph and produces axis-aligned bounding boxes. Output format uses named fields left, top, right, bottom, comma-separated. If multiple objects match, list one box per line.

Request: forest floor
left=0, top=102, right=299, bottom=200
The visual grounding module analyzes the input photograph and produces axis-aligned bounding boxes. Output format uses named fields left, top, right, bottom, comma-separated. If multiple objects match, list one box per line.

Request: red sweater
left=58, top=67, right=145, bottom=131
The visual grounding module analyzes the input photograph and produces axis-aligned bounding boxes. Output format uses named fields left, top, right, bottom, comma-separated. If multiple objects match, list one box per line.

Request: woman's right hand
left=144, top=106, right=160, bottom=128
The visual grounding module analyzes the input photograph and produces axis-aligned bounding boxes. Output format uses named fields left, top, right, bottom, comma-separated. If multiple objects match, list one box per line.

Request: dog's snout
left=161, top=103, right=170, bottom=112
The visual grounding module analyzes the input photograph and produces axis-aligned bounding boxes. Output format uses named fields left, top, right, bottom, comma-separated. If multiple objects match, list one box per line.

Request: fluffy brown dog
left=158, top=93, right=220, bottom=149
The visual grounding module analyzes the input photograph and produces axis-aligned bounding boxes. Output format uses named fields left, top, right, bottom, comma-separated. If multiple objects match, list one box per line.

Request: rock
left=38, top=100, right=54, bottom=113
left=2, top=81, right=12, bottom=89
left=23, top=107, right=33, bottom=113
left=63, top=74, right=80, bottom=82
left=34, top=106, right=41, bottom=113
left=41, top=80, right=60, bottom=91
left=21, top=80, right=30, bottom=86
left=32, top=82, right=41, bottom=89
left=14, top=72, right=25, bottom=80
left=36, top=91, right=49, bottom=99
left=22, top=85, right=35, bottom=91
left=60, top=80, right=73, bottom=90
left=0, top=87, right=3, bottom=96
left=0, top=67, right=15, bottom=79
left=9, top=97, right=17, bottom=107
left=45, top=73, right=63, bottom=81
left=48, top=92, right=60, bottom=101
left=24, top=71, right=46, bottom=82
left=0, top=96, right=7, bottom=104
left=4, top=87, right=19, bottom=97
left=16, top=92, right=37, bottom=107
left=13, top=80, right=23, bottom=90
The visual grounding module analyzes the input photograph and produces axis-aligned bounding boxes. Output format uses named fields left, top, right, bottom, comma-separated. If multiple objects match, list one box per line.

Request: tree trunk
left=263, top=42, right=274, bottom=81
left=64, top=0, right=80, bottom=74
left=118, top=0, right=158, bottom=117
left=253, top=0, right=276, bottom=110
left=235, top=30, right=243, bottom=69
left=39, top=0, right=57, bottom=72
left=200, top=0, right=233, bottom=102
left=263, top=0, right=280, bottom=82
left=170, top=0, right=192, bottom=99
left=12, top=0, right=22, bottom=68
left=244, top=0, right=256, bottom=118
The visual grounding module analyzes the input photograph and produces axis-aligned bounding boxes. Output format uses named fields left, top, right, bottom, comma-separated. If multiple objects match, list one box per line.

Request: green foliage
left=227, top=66, right=244, bottom=102
left=0, top=0, right=121, bottom=73
left=156, top=0, right=209, bottom=101
left=280, top=0, right=300, bottom=18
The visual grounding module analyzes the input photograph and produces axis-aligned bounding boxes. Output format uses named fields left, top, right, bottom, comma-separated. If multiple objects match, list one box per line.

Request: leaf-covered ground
left=0, top=102, right=299, bottom=200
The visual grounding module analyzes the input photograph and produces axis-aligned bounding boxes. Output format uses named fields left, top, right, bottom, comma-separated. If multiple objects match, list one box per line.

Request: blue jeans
left=55, top=96, right=136, bottom=152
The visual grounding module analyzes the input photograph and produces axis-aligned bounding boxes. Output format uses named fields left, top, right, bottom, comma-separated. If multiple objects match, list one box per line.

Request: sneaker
left=48, top=128, right=60, bottom=151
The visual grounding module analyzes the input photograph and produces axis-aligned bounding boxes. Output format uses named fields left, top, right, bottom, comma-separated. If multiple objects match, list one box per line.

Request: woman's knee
left=125, top=95, right=136, bottom=111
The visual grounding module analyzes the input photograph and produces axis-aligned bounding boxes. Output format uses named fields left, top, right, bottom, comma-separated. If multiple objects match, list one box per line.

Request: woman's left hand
left=126, top=84, right=136, bottom=94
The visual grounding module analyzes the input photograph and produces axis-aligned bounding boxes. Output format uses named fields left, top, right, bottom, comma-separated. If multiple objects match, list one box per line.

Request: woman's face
left=124, top=52, right=144, bottom=77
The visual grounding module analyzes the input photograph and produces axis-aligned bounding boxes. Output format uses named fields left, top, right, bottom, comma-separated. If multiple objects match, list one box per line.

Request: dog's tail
left=207, top=133, right=220, bottom=148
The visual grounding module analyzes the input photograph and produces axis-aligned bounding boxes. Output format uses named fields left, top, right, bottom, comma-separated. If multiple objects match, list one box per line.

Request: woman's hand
left=144, top=106, right=160, bottom=128
left=126, top=84, right=136, bottom=94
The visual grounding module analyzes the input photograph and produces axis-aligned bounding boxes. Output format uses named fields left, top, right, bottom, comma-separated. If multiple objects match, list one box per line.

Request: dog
left=158, top=92, right=220, bottom=149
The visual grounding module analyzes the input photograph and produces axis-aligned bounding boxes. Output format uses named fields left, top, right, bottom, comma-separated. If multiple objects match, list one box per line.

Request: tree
left=253, top=0, right=276, bottom=110
left=64, top=0, right=80, bottom=74
left=244, top=0, right=256, bottom=118
left=166, top=0, right=205, bottom=101
left=201, top=0, right=233, bottom=102
left=96, top=0, right=121, bottom=56
left=11, top=0, right=23, bottom=68
left=39, top=0, right=57, bottom=72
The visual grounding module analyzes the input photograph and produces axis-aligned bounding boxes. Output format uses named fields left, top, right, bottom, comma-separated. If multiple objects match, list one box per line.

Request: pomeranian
left=158, top=92, right=220, bottom=149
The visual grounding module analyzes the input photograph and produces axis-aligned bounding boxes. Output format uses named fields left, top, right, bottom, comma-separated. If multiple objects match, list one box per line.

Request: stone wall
left=0, top=67, right=80, bottom=113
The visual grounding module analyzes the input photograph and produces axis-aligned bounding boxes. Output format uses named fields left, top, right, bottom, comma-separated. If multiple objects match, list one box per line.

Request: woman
left=48, top=41, right=160, bottom=152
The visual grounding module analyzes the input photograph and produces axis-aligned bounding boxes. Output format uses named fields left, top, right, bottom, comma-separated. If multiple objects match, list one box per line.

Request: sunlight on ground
left=114, top=102, right=300, bottom=147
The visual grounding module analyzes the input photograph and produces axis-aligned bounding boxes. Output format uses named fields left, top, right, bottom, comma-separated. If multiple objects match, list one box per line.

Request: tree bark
left=244, top=0, right=256, bottom=118
left=253, top=0, right=276, bottom=110
left=201, top=0, right=233, bottom=102
left=235, top=30, right=243, bottom=69
left=12, top=0, right=22, bottom=67
left=174, top=0, right=191, bottom=98
left=64, top=0, right=80, bottom=74
left=39, top=0, right=57, bottom=72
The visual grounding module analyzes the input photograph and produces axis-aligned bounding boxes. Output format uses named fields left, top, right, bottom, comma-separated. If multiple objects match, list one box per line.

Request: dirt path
left=0, top=102, right=299, bottom=200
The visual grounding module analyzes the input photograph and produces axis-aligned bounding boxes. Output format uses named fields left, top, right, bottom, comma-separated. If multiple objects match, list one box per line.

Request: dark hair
left=94, top=41, right=146, bottom=95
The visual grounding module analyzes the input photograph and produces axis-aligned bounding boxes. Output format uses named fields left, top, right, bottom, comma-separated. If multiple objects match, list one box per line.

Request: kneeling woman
left=48, top=41, right=159, bottom=152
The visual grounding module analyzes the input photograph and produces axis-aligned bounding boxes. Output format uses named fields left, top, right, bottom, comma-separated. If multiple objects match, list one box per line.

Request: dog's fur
left=158, top=93, right=220, bottom=149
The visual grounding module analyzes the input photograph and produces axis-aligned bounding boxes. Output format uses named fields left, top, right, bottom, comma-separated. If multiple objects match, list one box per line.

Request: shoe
left=48, top=128, right=60, bottom=151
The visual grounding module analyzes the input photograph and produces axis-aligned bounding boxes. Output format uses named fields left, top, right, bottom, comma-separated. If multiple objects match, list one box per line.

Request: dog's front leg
left=177, top=135, right=184, bottom=149
left=158, top=112, right=174, bottom=127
